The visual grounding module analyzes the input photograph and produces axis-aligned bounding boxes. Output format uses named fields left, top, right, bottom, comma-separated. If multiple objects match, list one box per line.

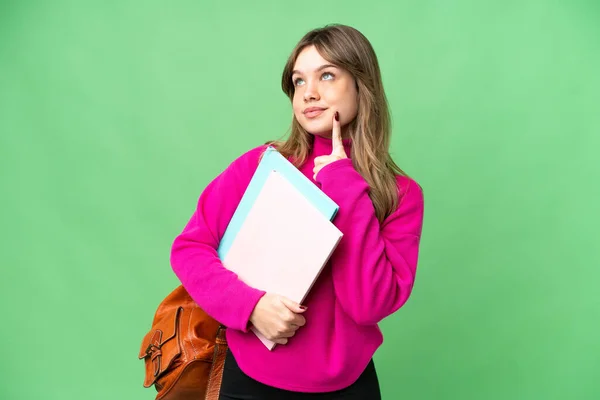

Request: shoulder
left=205, top=144, right=270, bottom=195
left=378, top=174, right=424, bottom=233
left=396, top=175, right=423, bottom=204
left=390, top=175, right=424, bottom=224
left=225, top=144, right=270, bottom=173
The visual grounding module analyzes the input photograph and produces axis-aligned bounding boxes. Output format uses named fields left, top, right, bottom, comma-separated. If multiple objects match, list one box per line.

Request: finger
left=292, top=314, right=306, bottom=327
left=313, top=155, right=328, bottom=167
left=277, top=320, right=301, bottom=333
left=274, top=338, right=289, bottom=345
left=289, top=323, right=301, bottom=331
left=331, top=111, right=344, bottom=156
left=279, top=330, right=297, bottom=338
left=279, top=296, right=307, bottom=314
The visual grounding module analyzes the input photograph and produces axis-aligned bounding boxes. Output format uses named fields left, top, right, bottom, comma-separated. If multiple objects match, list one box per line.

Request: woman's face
left=291, top=45, right=358, bottom=138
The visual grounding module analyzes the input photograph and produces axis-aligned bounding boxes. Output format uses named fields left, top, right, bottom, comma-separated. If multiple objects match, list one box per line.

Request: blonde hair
left=270, top=24, right=408, bottom=223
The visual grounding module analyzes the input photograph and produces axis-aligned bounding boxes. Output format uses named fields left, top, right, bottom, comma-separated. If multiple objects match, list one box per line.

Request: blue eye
left=293, top=72, right=334, bottom=86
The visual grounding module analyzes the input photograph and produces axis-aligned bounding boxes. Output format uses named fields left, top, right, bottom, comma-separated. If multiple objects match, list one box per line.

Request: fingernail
left=300, top=305, right=307, bottom=310
left=334, top=111, right=339, bottom=121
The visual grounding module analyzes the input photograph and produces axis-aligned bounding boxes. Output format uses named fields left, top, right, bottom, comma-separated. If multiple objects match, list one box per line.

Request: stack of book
left=216, top=146, right=343, bottom=350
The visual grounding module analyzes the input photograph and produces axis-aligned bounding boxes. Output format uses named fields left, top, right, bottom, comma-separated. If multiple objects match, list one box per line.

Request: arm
left=170, top=146, right=267, bottom=332
left=316, top=159, right=424, bottom=325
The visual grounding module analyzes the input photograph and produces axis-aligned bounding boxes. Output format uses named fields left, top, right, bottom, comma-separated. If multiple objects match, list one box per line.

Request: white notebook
left=221, top=170, right=343, bottom=350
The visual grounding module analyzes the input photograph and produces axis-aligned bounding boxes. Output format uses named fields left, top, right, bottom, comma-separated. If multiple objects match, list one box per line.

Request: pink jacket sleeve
left=170, top=146, right=268, bottom=332
left=315, top=158, right=425, bottom=325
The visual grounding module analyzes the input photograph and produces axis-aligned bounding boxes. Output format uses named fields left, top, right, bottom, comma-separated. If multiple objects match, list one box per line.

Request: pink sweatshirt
left=170, top=134, right=424, bottom=392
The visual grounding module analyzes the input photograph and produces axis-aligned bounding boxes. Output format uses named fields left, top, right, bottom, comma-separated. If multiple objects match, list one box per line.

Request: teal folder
left=217, top=146, right=339, bottom=259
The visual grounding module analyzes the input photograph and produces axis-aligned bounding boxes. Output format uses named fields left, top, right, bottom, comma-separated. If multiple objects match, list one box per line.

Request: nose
left=303, top=79, right=320, bottom=102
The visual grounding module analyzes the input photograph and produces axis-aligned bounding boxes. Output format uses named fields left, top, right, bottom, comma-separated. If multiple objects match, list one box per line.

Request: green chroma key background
left=1, top=1, right=598, bottom=399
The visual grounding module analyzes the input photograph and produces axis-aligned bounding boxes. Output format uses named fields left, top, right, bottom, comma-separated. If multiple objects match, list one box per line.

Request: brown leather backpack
left=139, top=285, right=227, bottom=400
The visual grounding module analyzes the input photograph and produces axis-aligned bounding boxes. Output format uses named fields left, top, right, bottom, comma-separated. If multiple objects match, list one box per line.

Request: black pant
left=219, top=350, right=382, bottom=400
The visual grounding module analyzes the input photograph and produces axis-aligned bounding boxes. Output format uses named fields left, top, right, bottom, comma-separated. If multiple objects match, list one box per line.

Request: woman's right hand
left=249, top=293, right=307, bottom=345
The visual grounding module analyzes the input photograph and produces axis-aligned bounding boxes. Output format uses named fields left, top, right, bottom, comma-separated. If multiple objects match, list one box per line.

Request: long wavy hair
left=268, top=24, right=408, bottom=223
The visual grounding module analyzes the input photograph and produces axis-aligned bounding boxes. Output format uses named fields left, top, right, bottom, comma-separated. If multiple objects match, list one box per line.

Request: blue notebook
left=217, top=146, right=339, bottom=259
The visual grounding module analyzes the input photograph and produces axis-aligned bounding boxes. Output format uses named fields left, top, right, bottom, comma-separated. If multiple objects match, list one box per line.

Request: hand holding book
left=249, top=293, right=307, bottom=345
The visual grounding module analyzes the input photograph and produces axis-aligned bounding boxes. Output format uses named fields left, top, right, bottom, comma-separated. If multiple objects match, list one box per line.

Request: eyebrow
left=292, top=64, right=338, bottom=76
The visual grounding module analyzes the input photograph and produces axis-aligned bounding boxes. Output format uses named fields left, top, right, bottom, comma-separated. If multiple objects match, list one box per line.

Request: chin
left=299, top=121, right=333, bottom=136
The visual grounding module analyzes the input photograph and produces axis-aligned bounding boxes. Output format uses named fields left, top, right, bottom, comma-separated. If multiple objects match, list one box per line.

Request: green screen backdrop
left=1, top=1, right=599, bottom=399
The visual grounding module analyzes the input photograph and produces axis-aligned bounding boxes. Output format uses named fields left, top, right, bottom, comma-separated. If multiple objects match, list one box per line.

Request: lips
left=303, top=107, right=327, bottom=118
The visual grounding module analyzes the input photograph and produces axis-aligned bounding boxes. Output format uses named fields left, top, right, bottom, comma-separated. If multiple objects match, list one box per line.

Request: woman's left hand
left=313, top=111, right=348, bottom=181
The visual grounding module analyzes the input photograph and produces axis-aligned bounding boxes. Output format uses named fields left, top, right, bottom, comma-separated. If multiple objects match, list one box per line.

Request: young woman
left=170, top=24, right=425, bottom=399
